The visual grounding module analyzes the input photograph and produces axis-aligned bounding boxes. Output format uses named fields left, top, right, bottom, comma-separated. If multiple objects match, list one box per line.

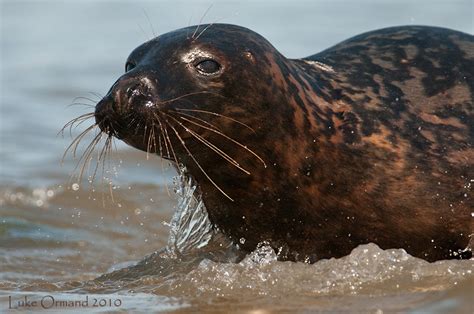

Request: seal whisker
left=79, top=131, right=104, bottom=178
left=157, top=113, right=179, bottom=166
left=101, top=135, right=114, bottom=175
left=99, top=136, right=115, bottom=207
left=67, top=126, right=96, bottom=162
left=194, top=15, right=227, bottom=41
left=158, top=91, right=224, bottom=106
left=146, top=123, right=152, bottom=158
left=126, top=115, right=139, bottom=130
left=134, top=120, right=143, bottom=136
left=142, top=9, right=157, bottom=38
left=157, top=133, right=166, bottom=171
left=88, top=131, right=111, bottom=184
left=152, top=123, right=158, bottom=156
left=156, top=115, right=172, bottom=161
left=143, top=123, right=149, bottom=157
left=186, top=14, right=194, bottom=39
left=172, top=111, right=224, bottom=133
left=174, top=108, right=256, bottom=133
left=157, top=132, right=172, bottom=198
left=92, top=133, right=111, bottom=184
left=137, top=22, right=152, bottom=41
left=61, top=123, right=97, bottom=163
left=191, top=4, right=213, bottom=39
left=173, top=112, right=267, bottom=168
left=61, top=125, right=97, bottom=185
left=162, top=120, right=182, bottom=189
left=165, top=113, right=251, bottom=175
left=88, top=92, right=104, bottom=100
left=165, top=119, right=234, bottom=202
left=163, top=122, right=179, bottom=165
left=67, top=114, right=96, bottom=136
left=75, top=131, right=104, bottom=184
left=68, top=102, right=95, bottom=109
left=145, top=120, right=157, bottom=160
left=74, top=133, right=102, bottom=170
left=106, top=134, right=119, bottom=204
left=60, top=112, right=95, bottom=137
left=158, top=134, right=164, bottom=164
left=69, top=127, right=96, bottom=159
left=194, top=21, right=215, bottom=41
left=83, top=132, right=115, bottom=205
left=71, top=96, right=98, bottom=105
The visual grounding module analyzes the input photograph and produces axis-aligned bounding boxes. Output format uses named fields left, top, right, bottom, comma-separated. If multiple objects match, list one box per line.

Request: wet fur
left=92, top=24, right=473, bottom=262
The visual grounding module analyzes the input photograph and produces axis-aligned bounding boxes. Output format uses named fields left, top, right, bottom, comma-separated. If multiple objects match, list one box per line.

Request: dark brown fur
left=93, top=24, right=473, bottom=262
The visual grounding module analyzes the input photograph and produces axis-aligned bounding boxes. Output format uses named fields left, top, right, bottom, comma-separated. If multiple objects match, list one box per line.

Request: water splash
left=165, top=166, right=215, bottom=257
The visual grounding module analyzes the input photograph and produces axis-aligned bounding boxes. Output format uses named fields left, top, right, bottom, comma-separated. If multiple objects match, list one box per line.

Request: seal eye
left=195, top=59, right=221, bottom=75
left=125, top=62, right=135, bottom=72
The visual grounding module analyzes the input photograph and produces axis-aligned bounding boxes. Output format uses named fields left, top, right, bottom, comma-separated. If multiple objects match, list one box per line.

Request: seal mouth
left=94, top=95, right=124, bottom=139
left=94, top=89, right=170, bottom=155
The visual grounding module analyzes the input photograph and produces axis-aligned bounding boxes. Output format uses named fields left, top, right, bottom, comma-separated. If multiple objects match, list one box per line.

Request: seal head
left=95, top=24, right=282, bottom=154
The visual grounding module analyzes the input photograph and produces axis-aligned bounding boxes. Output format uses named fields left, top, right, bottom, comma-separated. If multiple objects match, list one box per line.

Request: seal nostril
left=126, top=83, right=141, bottom=100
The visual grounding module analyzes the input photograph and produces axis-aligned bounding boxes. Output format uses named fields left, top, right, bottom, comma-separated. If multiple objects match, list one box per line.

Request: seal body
left=94, top=24, right=473, bottom=262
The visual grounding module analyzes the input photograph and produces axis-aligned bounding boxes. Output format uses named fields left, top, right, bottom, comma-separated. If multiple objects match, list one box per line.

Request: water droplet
left=71, top=183, right=79, bottom=191
left=239, top=237, right=246, bottom=244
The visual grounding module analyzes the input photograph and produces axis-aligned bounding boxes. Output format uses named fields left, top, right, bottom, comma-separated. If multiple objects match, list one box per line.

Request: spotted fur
left=95, top=24, right=473, bottom=262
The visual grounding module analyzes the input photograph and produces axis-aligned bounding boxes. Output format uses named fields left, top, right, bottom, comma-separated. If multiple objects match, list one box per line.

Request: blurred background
left=0, top=0, right=473, bottom=312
